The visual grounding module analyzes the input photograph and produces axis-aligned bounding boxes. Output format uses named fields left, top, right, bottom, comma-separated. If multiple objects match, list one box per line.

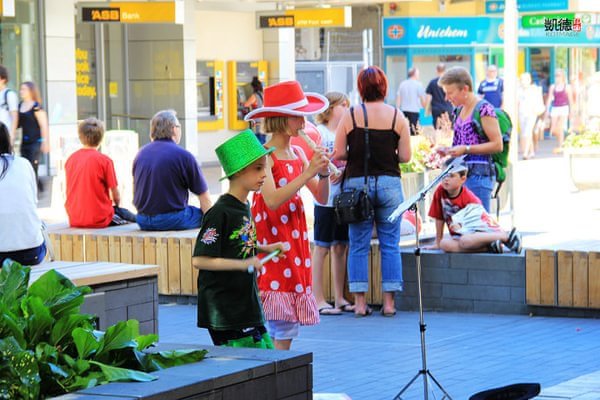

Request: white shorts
left=551, top=105, right=569, bottom=117
left=266, top=320, right=299, bottom=340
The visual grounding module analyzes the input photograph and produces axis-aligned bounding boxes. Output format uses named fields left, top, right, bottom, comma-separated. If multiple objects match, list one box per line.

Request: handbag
left=333, top=103, right=374, bottom=225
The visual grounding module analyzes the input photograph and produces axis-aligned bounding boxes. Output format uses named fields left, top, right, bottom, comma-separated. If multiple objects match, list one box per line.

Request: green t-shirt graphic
left=193, top=194, right=264, bottom=330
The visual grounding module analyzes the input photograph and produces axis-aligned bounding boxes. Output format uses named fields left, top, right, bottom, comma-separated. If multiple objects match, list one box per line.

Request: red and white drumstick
left=298, top=129, right=341, bottom=176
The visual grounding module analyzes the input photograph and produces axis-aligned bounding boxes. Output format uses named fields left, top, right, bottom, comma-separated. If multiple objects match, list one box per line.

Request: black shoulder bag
left=333, top=103, right=374, bottom=225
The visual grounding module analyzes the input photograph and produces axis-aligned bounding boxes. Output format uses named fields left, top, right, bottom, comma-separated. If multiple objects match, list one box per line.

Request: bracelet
left=318, top=172, right=330, bottom=179
left=465, top=145, right=471, bottom=154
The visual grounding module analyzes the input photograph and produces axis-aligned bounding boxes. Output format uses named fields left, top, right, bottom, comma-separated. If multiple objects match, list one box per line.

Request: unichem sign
left=417, top=25, right=468, bottom=39
left=383, top=17, right=504, bottom=47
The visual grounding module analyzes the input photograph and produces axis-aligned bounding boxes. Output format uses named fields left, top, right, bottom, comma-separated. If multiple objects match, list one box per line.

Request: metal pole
left=503, top=0, right=519, bottom=226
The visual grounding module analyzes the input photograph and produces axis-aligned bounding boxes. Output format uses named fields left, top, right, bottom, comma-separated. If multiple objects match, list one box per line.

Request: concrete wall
left=44, top=0, right=78, bottom=176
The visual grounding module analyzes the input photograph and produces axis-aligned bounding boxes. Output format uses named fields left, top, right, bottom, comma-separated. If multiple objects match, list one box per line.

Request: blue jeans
left=465, top=174, right=496, bottom=213
left=137, top=206, right=203, bottom=231
left=344, top=175, right=404, bottom=293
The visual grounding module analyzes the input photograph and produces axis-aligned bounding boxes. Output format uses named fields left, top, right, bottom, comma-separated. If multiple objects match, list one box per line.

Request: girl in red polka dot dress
left=245, top=81, right=331, bottom=350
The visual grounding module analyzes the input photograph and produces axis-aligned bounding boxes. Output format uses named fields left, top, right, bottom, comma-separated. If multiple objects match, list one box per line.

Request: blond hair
left=263, top=116, right=290, bottom=134
left=314, top=92, right=349, bottom=125
left=438, top=66, right=474, bottom=92
left=78, top=118, right=105, bottom=147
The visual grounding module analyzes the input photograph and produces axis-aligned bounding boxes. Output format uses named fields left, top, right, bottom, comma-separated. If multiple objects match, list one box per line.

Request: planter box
left=565, top=148, right=600, bottom=190
left=53, top=344, right=312, bottom=400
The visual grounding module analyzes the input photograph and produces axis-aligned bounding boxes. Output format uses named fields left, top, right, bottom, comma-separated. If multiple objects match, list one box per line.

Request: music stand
left=388, top=155, right=467, bottom=400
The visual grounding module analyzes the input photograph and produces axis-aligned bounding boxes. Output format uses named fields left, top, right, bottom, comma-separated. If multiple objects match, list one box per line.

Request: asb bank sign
left=383, top=17, right=504, bottom=47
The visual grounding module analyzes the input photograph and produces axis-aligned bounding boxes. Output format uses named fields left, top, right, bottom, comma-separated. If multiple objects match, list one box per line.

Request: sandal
left=354, top=306, right=373, bottom=318
left=337, top=303, right=355, bottom=313
left=489, top=240, right=503, bottom=254
left=319, top=305, right=342, bottom=316
left=380, top=308, right=396, bottom=317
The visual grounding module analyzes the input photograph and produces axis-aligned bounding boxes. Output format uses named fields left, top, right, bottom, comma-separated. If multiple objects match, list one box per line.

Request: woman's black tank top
left=345, top=106, right=401, bottom=178
left=18, top=102, right=42, bottom=144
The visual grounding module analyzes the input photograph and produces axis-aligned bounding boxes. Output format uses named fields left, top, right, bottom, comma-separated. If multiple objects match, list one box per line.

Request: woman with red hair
left=334, top=66, right=411, bottom=317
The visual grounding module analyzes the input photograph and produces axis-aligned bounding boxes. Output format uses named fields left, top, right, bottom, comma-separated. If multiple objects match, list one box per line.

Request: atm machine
left=197, top=60, right=225, bottom=131
left=227, top=61, right=268, bottom=130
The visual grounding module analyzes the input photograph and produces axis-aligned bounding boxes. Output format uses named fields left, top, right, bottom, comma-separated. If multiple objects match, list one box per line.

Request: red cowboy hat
left=244, top=80, right=328, bottom=121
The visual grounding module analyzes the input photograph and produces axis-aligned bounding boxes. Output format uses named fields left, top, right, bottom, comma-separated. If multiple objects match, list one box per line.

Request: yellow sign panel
left=257, top=7, right=351, bottom=29
left=80, top=2, right=181, bottom=24
left=289, top=8, right=350, bottom=28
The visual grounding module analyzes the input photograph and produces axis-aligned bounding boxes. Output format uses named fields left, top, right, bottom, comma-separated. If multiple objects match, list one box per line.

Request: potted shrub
left=563, top=130, right=600, bottom=190
left=0, top=260, right=207, bottom=399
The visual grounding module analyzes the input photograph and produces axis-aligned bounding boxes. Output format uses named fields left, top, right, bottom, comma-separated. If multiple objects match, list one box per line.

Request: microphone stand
left=389, top=156, right=466, bottom=400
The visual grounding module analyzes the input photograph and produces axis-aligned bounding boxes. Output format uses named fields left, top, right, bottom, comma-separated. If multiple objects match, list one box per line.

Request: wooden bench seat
left=32, top=261, right=159, bottom=334
left=47, top=224, right=199, bottom=297
left=526, top=249, right=600, bottom=310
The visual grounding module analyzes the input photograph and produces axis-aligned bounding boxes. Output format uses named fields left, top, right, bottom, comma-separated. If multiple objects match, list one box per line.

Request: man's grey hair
left=150, top=109, right=178, bottom=140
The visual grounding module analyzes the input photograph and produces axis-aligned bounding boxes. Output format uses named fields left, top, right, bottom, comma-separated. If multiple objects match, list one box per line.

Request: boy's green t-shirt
left=193, top=193, right=264, bottom=330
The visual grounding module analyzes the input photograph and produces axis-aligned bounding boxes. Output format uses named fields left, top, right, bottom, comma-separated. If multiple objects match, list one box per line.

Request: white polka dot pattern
left=270, top=280, right=280, bottom=290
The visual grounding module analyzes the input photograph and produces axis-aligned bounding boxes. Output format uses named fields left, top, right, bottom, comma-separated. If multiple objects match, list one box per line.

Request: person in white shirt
left=0, top=122, right=46, bottom=266
left=396, top=67, right=427, bottom=135
left=0, top=65, right=19, bottom=142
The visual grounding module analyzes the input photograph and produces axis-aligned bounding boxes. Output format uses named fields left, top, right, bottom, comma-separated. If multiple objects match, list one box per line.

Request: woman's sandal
left=319, top=304, right=342, bottom=316
left=380, top=308, right=397, bottom=317
left=337, top=303, right=355, bottom=313
left=354, top=306, right=373, bottom=318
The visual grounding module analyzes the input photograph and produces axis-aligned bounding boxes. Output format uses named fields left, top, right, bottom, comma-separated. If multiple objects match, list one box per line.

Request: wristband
left=318, top=172, right=330, bottom=179
left=247, top=265, right=255, bottom=274
left=465, top=145, right=471, bottom=154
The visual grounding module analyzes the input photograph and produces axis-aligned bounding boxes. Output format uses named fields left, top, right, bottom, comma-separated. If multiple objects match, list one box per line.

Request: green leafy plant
left=563, top=129, right=600, bottom=148
left=0, top=260, right=207, bottom=399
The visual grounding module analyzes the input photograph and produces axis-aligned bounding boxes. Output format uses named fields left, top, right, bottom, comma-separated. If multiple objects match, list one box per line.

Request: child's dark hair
left=0, top=122, right=13, bottom=181
left=457, top=170, right=467, bottom=177
left=78, top=118, right=105, bottom=147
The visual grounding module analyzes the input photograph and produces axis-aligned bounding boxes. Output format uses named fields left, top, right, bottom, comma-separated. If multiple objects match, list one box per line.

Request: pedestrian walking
left=18, top=81, right=49, bottom=191
left=426, top=63, right=454, bottom=129
left=396, top=67, right=427, bottom=135
left=477, top=64, right=504, bottom=108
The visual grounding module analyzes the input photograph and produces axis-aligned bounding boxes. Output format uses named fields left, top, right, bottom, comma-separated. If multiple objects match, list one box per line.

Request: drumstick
left=298, top=129, right=341, bottom=176
left=247, top=249, right=282, bottom=274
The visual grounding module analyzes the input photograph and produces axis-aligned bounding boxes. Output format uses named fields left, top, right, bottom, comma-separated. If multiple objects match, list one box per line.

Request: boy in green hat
left=192, top=129, right=285, bottom=349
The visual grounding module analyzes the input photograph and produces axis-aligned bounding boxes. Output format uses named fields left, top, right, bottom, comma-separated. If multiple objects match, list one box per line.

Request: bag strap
left=361, top=103, right=370, bottom=191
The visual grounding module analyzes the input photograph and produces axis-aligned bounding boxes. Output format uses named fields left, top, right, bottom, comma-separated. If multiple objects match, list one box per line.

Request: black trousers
left=403, top=111, right=420, bottom=135
left=21, top=142, right=42, bottom=189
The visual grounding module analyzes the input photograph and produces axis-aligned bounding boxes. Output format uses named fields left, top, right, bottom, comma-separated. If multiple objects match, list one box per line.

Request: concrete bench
left=47, top=223, right=198, bottom=298
left=31, top=260, right=159, bottom=334
left=53, top=344, right=313, bottom=400
left=525, top=249, right=600, bottom=315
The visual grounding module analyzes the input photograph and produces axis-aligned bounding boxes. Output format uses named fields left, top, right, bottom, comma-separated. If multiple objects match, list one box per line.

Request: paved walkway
left=158, top=304, right=600, bottom=399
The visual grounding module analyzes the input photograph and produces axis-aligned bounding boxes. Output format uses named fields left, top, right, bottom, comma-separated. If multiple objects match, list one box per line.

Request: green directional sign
left=521, top=12, right=574, bottom=28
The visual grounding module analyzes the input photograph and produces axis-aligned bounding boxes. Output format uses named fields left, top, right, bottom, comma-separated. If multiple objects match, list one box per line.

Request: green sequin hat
left=215, top=129, right=275, bottom=181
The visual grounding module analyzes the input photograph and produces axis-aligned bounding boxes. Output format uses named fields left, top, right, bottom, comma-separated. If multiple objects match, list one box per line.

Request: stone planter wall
left=565, top=149, right=600, bottom=190
left=54, top=344, right=312, bottom=400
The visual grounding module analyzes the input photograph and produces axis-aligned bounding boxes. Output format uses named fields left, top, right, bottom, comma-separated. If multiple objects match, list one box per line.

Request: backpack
left=471, top=99, right=513, bottom=185
left=1, top=88, right=15, bottom=111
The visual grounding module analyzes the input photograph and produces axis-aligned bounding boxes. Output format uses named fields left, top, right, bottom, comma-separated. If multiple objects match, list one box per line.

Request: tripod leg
left=427, top=371, right=453, bottom=400
left=393, top=371, right=423, bottom=400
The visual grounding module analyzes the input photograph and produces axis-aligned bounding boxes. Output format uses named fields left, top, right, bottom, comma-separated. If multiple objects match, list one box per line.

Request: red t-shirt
left=65, top=148, right=118, bottom=228
left=428, top=184, right=482, bottom=235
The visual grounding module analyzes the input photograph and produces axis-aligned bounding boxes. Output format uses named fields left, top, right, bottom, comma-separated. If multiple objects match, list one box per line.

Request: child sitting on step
left=427, top=158, right=521, bottom=254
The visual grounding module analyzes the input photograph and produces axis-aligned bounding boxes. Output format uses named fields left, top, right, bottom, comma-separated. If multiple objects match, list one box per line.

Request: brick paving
left=158, top=304, right=600, bottom=399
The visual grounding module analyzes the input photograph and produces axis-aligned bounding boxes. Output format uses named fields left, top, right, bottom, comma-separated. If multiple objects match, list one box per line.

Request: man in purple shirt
left=133, top=109, right=212, bottom=230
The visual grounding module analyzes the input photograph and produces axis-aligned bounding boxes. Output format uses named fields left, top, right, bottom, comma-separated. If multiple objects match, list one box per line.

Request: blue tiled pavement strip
left=159, top=304, right=600, bottom=399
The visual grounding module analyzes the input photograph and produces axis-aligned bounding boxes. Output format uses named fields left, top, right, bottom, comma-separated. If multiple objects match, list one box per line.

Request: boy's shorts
left=266, top=320, right=299, bottom=340
left=313, top=205, right=349, bottom=247
left=208, top=326, right=274, bottom=349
